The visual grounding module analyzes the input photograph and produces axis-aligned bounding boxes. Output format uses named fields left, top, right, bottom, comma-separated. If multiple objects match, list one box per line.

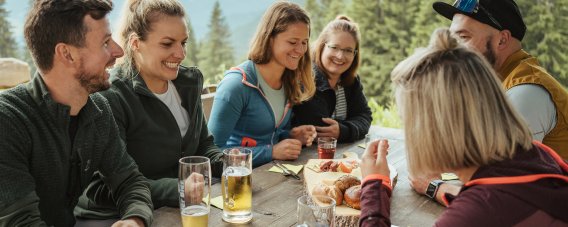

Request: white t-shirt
left=154, top=81, right=190, bottom=137
left=506, top=84, right=557, bottom=141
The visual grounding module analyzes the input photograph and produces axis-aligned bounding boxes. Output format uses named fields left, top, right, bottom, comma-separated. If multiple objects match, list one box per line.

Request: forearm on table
left=435, top=183, right=461, bottom=207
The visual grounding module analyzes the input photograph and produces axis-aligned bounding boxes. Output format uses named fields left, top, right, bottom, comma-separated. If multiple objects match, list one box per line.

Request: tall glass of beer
left=179, top=156, right=211, bottom=227
left=221, top=148, right=253, bottom=223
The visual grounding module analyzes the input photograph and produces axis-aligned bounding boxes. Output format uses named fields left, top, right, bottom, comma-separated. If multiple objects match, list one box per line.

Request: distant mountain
left=4, top=0, right=304, bottom=60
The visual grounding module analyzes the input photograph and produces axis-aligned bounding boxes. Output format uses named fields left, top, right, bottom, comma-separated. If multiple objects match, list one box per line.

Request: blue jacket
left=208, top=60, right=292, bottom=167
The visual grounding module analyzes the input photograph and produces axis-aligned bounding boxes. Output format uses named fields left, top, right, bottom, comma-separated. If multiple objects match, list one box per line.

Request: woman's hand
left=315, top=118, right=340, bottom=139
left=290, top=125, right=317, bottom=146
left=361, top=139, right=390, bottom=179
left=184, top=172, right=205, bottom=205
left=272, top=139, right=302, bottom=160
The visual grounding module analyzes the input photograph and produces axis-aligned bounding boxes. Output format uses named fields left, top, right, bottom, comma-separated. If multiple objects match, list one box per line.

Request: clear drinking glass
left=297, top=195, right=336, bottom=227
left=179, top=156, right=211, bottom=227
left=221, top=148, right=253, bottom=223
left=317, top=137, right=337, bottom=159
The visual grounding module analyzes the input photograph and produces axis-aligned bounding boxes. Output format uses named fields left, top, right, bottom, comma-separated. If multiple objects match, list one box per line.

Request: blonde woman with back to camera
left=359, top=28, right=568, bottom=226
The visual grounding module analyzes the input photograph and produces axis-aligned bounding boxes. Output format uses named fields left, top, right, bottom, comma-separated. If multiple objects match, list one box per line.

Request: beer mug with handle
left=221, top=147, right=253, bottom=223
left=179, top=156, right=211, bottom=227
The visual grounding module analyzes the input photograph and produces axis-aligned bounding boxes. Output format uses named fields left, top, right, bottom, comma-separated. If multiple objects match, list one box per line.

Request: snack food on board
left=311, top=183, right=343, bottom=205
left=333, top=175, right=361, bottom=192
left=344, top=185, right=361, bottom=209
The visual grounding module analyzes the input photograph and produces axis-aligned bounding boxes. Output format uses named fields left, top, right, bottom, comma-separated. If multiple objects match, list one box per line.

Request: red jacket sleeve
left=359, top=179, right=392, bottom=227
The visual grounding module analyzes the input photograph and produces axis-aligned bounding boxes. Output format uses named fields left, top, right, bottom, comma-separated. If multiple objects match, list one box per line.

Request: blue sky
left=4, top=0, right=303, bottom=58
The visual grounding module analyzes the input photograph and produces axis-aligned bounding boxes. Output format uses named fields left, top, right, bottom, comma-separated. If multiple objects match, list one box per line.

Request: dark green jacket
left=75, top=66, right=223, bottom=218
left=0, top=74, right=153, bottom=227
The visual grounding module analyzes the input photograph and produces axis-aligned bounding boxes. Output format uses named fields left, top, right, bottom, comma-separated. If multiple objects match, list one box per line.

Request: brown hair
left=248, top=1, right=315, bottom=105
left=312, top=15, right=360, bottom=86
left=116, top=0, right=185, bottom=77
left=24, top=0, right=113, bottom=72
left=391, top=28, right=532, bottom=176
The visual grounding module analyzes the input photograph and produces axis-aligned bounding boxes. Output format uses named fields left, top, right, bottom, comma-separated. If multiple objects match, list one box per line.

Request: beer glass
left=221, top=147, right=253, bottom=223
left=179, top=157, right=211, bottom=227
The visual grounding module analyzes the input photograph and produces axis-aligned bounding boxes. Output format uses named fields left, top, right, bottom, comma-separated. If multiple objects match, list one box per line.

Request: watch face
left=426, top=182, right=437, bottom=199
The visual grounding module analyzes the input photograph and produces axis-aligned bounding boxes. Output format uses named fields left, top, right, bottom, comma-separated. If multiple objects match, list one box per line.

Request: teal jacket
left=0, top=74, right=153, bottom=226
left=208, top=60, right=292, bottom=167
left=75, top=66, right=223, bottom=219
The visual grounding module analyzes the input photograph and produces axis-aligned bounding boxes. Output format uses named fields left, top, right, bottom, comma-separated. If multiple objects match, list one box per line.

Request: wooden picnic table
left=153, top=126, right=446, bottom=226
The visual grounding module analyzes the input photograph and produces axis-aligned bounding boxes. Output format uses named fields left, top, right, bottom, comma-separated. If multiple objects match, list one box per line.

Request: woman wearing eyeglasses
left=359, top=28, right=568, bottom=227
left=292, top=15, right=372, bottom=143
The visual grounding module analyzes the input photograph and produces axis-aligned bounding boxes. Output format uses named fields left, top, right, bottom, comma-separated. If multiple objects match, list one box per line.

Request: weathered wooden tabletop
left=153, top=126, right=445, bottom=227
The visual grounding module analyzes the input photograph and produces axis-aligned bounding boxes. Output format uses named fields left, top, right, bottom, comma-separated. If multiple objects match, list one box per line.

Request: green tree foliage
left=197, top=1, right=234, bottom=84
left=516, top=0, right=568, bottom=85
left=0, top=0, right=18, bottom=58
left=182, top=16, right=199, bottom=67
left=304, top=0, right=325, bottom=40
left=408, top=0, right=447, bottom=53
left=348, top=0, right=418, bottom=106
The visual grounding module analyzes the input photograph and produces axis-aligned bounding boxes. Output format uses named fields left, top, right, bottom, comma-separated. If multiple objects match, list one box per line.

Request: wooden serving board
left=303, top=159, right=398, bottom=224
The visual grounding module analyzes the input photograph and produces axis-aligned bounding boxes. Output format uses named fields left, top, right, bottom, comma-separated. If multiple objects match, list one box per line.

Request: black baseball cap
left=433, top=0, right=527, bottom=41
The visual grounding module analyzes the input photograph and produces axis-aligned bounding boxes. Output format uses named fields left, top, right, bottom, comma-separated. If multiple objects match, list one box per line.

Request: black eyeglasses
left=453, top=0, right=503, bottom=30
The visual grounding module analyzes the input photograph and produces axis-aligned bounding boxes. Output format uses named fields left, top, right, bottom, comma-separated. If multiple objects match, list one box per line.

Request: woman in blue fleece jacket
left=208, top=2, right=317, bottom=167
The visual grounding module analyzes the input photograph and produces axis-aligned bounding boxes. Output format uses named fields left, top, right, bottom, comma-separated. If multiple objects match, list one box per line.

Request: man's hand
left=361, top=139, right=390, bottom=179
left=290, top=125, right=317, bottom=146
left=185, top=172, right=205, bottom=205
left=111, top=217, right=145, bottom=227
left=315, top=118, right=340, bottom=139
left=272, top=139, right=302, bottom=160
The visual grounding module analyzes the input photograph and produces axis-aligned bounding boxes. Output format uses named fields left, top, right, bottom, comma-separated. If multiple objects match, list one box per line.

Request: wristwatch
left=425, top=180, right=444, bottom=200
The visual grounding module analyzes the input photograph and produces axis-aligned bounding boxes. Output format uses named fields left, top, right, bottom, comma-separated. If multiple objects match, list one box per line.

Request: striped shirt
left=332, top=85, right=347, bottom=120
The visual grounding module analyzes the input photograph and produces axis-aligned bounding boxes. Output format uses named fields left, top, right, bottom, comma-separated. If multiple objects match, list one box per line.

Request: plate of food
left=303, top=158, right=398, bottom=226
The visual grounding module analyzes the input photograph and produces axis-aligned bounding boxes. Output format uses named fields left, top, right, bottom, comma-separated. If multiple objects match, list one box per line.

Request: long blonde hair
left=392, top=28, right=532, bottom=176
left=248, top=1, right=315, bottom=105
left=312, top=15, right=360, bottom=86
left=115, top=0, right=185, bottom=77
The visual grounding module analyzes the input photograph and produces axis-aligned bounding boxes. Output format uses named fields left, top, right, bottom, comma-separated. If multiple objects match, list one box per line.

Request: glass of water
left=179, top=156, right=211, bottom=227
left=297, top=195, right=336, bottom=227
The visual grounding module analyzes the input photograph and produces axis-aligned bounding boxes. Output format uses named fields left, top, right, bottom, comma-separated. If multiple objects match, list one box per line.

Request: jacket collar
left=235, top=60, right=260, bottom=88
left=26, top=72, right=103, bottom=127
left=497, top=49, right=532, bottom=81
left=119, top=66, right=196, bottom=98
left=314, top=66, right=335, bottom=92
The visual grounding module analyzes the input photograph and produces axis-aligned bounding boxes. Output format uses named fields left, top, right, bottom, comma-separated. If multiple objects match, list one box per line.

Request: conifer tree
left=0, top=0, right=18, bottom=58
left=349, top=0, right=416, bottom=106
left=305, top=0, right=325, bottom=40
left=517, top=0, right=568, bottom=85
left=182, top=16, right=199, bottom=67
left=197, top=1, right=234, bottom=84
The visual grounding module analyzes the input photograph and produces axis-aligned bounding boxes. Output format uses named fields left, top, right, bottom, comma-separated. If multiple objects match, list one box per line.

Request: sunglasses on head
left=453, top=0, right=503, bottom=30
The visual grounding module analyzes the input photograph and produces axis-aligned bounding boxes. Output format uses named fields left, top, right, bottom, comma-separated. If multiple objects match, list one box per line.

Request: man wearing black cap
left=409, top=0, right=568, bottom=209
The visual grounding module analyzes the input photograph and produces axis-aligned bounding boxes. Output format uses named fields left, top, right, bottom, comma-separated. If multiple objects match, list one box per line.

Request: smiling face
left=321, top=31, right=357, bottom=79
left=269, top=22, right=309, bottom=71
left=75, top=15, right=124, bottom=94
left=133, top=15, right=188, bottom=83
left=450, top=14, right=500, bottom=66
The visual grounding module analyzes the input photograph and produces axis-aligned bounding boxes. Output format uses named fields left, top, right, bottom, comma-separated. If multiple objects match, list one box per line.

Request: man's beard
left=482, top=40, right=497, bottom=66
left=76, top=66, right=110, bottom=94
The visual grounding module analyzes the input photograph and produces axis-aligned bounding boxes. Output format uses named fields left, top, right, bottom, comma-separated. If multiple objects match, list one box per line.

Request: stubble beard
left=77, top=64, right=111, bottom=94
left=483, top=40, right=497, bottom=67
